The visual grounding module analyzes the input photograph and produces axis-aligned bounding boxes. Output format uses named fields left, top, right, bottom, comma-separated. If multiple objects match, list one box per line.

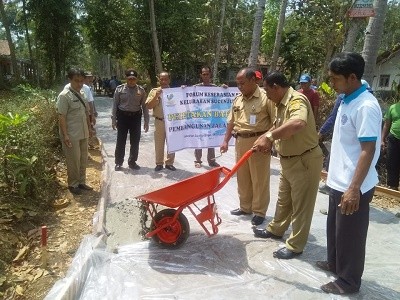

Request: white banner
left=161, top=86, right=240, bottom=153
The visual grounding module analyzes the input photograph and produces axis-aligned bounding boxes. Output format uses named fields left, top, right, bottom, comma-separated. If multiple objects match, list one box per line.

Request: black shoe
left=129, top=162, right=140, bottom=170
left=69, top=186, right=82, bottom=195
left=154, top=165, right=163, bottom=171
left=208, top=161, right=220, bottom=167
left=273, top=247, right=302, bottom=259
left=251, top=215, right=265, bottom=226
left=230, top=208, right=251, bottom=216
left=165, top=165, right=176, bottom=171
left=115, top=165, right=122, bottom=171
left=78, top=183, right=93, bottom=191
left=253, top=228, right=282, bottom=239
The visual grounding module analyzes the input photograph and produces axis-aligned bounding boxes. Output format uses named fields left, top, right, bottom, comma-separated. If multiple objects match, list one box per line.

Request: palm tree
left=149, top=0, right=163, bottom=74
left=270, top=0, right=288, bottom=71
left=212, top=0, right=227, bottom=83
left=362, top=0, right=388, bottom=84
left=248, top=0, right=266, bottom=68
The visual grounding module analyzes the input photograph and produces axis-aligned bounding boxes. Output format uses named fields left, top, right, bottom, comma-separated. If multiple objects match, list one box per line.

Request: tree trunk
left=212, top=0, right=227, bottom=83
left=248, top=0, right=266, bottom=68
left=149, top=0, right=163, bottom=74
left=343, top=18, right=363, bottom=52
left=0, top=0, right=20, bottom=82
left=362, top=0, right=388, bottom=85
left=270, top=0, right=288, bottom=71
left=22, top=0, right=33, bottom=67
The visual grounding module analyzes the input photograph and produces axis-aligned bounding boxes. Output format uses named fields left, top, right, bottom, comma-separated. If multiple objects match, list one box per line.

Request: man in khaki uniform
left=252, top=71, right=323, bottom=259
left=56, top=68, right=92, bottom=195
left=145, top=71, right=176, bottom=171
left=220, top=67, right=275, bottom=226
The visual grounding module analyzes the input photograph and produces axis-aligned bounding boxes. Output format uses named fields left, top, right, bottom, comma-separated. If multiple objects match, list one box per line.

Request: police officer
left=112, top=69, right=149, bottom=171
left=145, top=71, right=176, bottom=171
left=220, top=67, right=275, bottom=226
left=252, top=71, right=323, bottom=259
left=56, top=68, right=92, bottom=195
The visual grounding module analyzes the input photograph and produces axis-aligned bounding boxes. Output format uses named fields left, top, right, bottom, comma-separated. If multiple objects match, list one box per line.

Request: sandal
left=194, top=162, right=202, bottom=168
left=316, top=261, right=336, bottom=274
left=321, top=281, right=358, bottom=295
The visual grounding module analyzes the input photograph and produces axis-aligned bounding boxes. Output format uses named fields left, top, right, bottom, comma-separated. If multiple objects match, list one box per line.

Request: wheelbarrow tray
left=138, top=166, right=229, bottom=208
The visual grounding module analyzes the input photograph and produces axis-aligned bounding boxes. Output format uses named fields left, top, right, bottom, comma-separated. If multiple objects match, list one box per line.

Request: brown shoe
left=316, top=261, right=336, bottom=274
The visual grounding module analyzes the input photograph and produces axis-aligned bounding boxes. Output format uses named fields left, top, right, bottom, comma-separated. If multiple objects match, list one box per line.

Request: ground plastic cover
left=46, top=200, right=400, bottom=300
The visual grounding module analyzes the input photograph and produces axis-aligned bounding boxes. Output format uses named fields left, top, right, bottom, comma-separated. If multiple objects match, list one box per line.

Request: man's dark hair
left=67, top=68, right=85, bottom=79
left=328, top=52, right=365, bottom=80
left=263, top=71, right=290, bottom=88
left=238, top=67, right=256, bottom=80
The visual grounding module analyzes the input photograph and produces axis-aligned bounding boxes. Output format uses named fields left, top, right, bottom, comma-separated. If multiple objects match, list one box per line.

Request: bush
left=0, top=85, right=60, bottom=205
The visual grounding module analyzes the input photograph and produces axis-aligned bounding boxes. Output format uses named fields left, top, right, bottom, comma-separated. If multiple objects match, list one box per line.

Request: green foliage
left=83, top=0, right=257, bottom=85
left=261, top=0, right=281, bottom=56
left=0, top=85, right=59, bottom=203
left=381, top=1, right=400, bottom=52
left=279, top=0, right=351, bottom=80
left=318, top=82, right=335, bottom=98
left=27, top=0, right=81, bottom=84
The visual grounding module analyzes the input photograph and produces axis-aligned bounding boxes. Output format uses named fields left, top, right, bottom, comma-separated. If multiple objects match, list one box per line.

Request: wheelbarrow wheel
left=150, top=209, right=190, bottom=248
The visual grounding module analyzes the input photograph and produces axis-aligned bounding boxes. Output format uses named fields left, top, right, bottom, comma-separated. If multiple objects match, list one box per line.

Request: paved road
left=61, top=96, right=400, bottom=299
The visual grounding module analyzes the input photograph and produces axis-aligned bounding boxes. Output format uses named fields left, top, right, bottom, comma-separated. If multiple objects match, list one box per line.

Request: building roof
left=0, top=40, right=11, bottom=56
left=376, top=44, right=400, bottom=65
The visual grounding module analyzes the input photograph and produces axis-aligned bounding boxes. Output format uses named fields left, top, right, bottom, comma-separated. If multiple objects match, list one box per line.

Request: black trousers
left=386, top=133, right=400, bottom=188
left=114, top=110, right=142, bottom=166
left=327, top=188, right=374, bottom=292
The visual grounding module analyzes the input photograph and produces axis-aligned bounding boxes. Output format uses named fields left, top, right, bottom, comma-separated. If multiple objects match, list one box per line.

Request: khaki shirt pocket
left=243, top=103, right=262, bottom=126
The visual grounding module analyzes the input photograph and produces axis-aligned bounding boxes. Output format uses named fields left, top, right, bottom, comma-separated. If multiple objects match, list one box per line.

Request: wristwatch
left=265, top=131, right=274, bottom=142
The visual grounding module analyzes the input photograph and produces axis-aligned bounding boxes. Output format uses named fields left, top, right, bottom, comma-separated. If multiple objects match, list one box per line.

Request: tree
left=270, top=0, right=288, bottom=71
left=248, top=0, right=266, bottom=68
left=212, top=0, right=227, bottom=83
left=149, top=0, right=163, bottom=74
left=0, top=0, right=20, bottom=82
left=362, top=0, right=388, bottom=84
left=279, top=0, right=351, bottom=81
left=28, top=0, right=80, bottom=85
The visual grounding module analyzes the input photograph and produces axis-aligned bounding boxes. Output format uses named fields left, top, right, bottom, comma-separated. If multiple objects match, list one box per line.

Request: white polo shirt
left=327, top=85, right=382, bottom=194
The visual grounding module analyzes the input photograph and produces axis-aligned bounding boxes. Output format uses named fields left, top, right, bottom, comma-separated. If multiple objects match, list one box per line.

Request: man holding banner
left=220, top=68, right=275, bottom=226
left=145, top=71, right=177, bottom=172
left=193, top=66, right=220, bottom=168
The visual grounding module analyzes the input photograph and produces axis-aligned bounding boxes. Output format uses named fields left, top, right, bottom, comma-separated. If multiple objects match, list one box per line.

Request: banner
left=161, top=86, right=240, bottom=153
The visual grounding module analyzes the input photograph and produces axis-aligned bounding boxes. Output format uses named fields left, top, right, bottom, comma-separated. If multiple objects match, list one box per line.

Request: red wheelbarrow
left=136, top=149, right=254, bottom=248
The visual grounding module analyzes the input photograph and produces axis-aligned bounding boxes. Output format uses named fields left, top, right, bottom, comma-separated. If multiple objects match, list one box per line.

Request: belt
left=279, top=145, right=318, bottom=159
left=118, top=110, right=141, bottom=117
left=232, top=131, right=266, bottom=139
left=155, top=116, right=164, bottom=121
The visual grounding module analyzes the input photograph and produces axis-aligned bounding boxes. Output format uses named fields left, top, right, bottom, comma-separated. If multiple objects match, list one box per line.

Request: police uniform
left=194, top=82, right=218, bottom=166
left=145, top=88, right=175, bottom=166
left=227, top=87, right=275, bottom=217
left=112, top=83, right=149, bottom=167
left=267, top=87, right=323, bottom=253
left=56, top=88, right=90, bottom=188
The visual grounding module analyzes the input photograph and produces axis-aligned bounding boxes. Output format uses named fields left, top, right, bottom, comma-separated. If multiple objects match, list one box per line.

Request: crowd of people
left=55, top=51, right=398, bottom=296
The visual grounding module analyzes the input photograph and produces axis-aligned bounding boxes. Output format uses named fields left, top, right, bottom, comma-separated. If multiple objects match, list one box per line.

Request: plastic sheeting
left=46, top=201, right=400, bottom=300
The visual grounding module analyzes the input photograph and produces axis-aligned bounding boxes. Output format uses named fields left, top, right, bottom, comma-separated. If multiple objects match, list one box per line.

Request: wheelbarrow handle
left=229, top=148, right=255, bottom=176
left=216, top=149, right=255, bottom=192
